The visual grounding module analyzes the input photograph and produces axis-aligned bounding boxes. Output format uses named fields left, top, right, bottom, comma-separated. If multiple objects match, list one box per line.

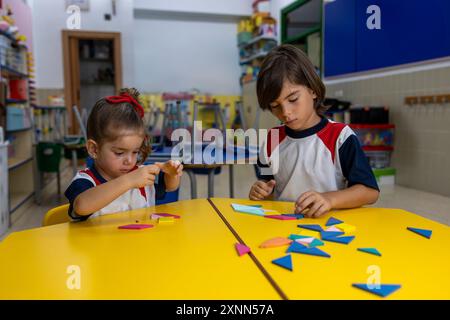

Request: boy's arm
left=323, top=184, right=379, bottom=209
left=73, top=175, right=132, bottom=215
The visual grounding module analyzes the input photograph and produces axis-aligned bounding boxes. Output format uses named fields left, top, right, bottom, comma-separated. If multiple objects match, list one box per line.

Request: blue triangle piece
left=272, top=255, right=293, bottom=271
left=322, top=235, right=355, bottom=244
left=282, top=213, right=304, bottom=219
left=352, top=284, right=401, bottom=298
left=289, top=246, right=331, bottom=258
left=358, top=248, right=382, bottom=256
left=297, top=224, right=323, bottom=232
left=407, top=227, right=432, bottom=239
left=326, top=217, right=343, bottom=226
left=320, top=231, right=345, bottom=239
left=286, top=241, right=307, bottom=253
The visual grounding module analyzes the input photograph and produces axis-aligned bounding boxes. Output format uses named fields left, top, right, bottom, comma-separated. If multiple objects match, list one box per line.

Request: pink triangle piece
left=235, top=243, right=251, bottom=256
left=326, top=226, right=341, bottom=232
left=260, top=237, right=293, bottom=248
left=264, top=215, right=297, bottom=220
left=295, top=237, right=315, bottom=244
left=118, top=224, right=154, bottom=230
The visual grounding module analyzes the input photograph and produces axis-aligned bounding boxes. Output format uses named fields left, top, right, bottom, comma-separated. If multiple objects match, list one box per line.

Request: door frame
left=62, top=30, right=122, bottom=134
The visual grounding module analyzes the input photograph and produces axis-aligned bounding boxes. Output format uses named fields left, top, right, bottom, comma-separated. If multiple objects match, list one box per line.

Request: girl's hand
left=295, top=190, right=332, bottom=218
left=125, top=165, right=160, bottom=189
left=156, top=160, right=183, bottom=178
left=249, top=180, right=276, bottom=200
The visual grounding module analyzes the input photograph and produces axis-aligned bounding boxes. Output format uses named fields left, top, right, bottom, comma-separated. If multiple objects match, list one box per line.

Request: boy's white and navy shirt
left=257, top=117, right=379, bottom=202
left=64, top=164, right=166, bottom=221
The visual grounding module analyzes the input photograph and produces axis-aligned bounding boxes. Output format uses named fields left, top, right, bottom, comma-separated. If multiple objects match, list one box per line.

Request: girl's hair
left=87, top=87, right=151, bottom=164
left=256, top=44, right=328, bottom=115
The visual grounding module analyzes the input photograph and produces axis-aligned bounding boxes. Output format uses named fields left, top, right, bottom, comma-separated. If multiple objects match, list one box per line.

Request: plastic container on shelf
left=363, top=146, right=393, bottom=169
left=6, top=106, right=25, bottom=131
left=372, top=167, right=396, bottom=186
left=349, top=124, right=395, bottom=147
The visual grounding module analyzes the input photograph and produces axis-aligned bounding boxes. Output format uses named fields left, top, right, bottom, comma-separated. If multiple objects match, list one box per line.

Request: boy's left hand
left=295, top=190, right=332, bottom=218
left=155, top=160, right=183, bottom=178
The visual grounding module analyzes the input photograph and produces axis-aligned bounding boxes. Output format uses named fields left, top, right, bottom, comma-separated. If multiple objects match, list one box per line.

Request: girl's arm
left=156, top=160, right=183, bottom=192
left=74, top=165, right=160, bottom=215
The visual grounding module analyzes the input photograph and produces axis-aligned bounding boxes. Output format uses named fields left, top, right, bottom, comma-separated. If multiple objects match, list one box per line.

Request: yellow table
left=209, top=198, right=450, bottom=300
left=0, top=199, right=279, bottom=299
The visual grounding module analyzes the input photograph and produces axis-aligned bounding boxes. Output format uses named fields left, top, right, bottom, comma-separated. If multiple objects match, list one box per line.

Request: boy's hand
left=155, top=160, right=183, bottom=178
left=295, top=190, right=332, bottom=218
left=126, top=165, right=160, bottom=189
left=249, top=180, right=276, bottom=200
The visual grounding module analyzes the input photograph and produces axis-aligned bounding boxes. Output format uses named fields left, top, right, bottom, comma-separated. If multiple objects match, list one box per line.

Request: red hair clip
left=105, top=93, right=144, bottom=118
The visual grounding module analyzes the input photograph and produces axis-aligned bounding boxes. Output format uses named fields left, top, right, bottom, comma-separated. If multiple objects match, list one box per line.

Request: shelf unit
left=0, top=30, right=35, bottom=215
left=281, top=0, right=323, bottom=74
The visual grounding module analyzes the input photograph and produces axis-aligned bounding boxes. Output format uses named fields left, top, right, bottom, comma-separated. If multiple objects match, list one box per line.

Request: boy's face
left=87, top=130, right=144, bottom=180
left=269, top=80, right=320, bottom=131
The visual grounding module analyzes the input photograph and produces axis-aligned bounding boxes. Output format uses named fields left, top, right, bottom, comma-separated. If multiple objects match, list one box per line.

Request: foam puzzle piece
left=272, top=255, right=293, bottom=271
left=286, top=241, right=307, bottom=253
left=335, top=223, right=356, bottom=234
left=260, top=237, right=293, bottom=248
left=295, top=237, right=315, bottom=244
left=289, top=245, right=331, bottom=258
left=264, top=215, right=297, bottom=220
left=407, top=227, right=432, bottom=239
left=288, top=234, right=311, bottom=240
left=325, top=226, right=342, bottom=232
left=235, top=243, right=251, bottom=256
left=320, top=231, right=345, bottom=239
left=352, top=284, right=401, bottom=298
left=309, top=238, right=324, bottom=247
left=358, top=248, right=382, bottom=256
left=322, top=235, right=355, bottom=244
left=326, top=217, right=343, bottom=226
left=282, top=213, right=305, bottom=219
left=297, top=224, right=323, bottom=232
left=158, top=217, right=175, bottom=223
left=231, top=203, right=265, bottom=216
left=118, top=224, right=153, bottom=230
left=153, top=213, right=180, bottom=219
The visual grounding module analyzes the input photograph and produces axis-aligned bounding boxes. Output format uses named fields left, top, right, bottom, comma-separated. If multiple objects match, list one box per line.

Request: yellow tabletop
left=210, top=198, right=450, bottom=300
left=0, top=199, right=279, bottom=299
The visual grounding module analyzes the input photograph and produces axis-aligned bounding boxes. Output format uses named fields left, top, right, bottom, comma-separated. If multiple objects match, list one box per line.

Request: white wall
left=30, top=0, right=135, bottom=89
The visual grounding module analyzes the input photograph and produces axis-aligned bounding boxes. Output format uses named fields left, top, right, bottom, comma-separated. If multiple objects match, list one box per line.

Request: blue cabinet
left=324, top=0, right=356, bottom=77
left=324, top=0, right=450, bottom=76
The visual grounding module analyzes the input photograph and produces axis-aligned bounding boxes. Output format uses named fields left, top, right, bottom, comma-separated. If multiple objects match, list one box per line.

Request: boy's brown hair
left=87, top=87, right=151, bottom=164
left=256, top=44, right=328, bottom=115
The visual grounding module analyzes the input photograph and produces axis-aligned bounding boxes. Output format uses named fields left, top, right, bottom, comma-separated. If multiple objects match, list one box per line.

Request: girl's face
left=269, top=80, right=320, bottom=131
left=87, top=130, right=144, bottom=180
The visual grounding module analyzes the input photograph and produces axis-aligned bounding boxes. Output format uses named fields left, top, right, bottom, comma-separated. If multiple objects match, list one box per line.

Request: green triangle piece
left=357, top=248, right=382, bottom=256
left=309, top=238, right=324, bottom=247
left=407, top=227, right=432, bottom=239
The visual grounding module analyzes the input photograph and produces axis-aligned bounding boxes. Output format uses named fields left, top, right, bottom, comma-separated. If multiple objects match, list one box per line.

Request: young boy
left=249, top=44, right=379, bottom=218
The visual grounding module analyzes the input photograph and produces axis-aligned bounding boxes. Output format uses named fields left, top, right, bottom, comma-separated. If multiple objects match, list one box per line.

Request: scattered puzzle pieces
left=407, top=227, right=432, bottom=239
left=309, top=238, right=324, bottom=247
left=153, top=213, right=180, bottom=219
left=158, top=217, right=175, bottom=223
left=297, top=224, right=323, bottom=232
left=326, top=217, right=343, bottom=226
left=334, top=223, right=356, bottom=234
left=231, top=203, right=265, bottom=216
left=358, top=248, right=382, bottom=256
left=352, top=283, right=401, bottom=298
left=286, top=241, right=307, bottom=253
left=272, top=255, right=293, bottom=271
left=235, top=243, right=251, bottom=256
left=288, top=245, right=331, bottom=258
left=260, top=237, right=293, bottom=248
left=264, top=215, right=297, bottom=220
left=322, top=235, right=355, bottom=245
left=320, top=231, right=345, bottom=239
left=325, top=226, right=342, bottom=232
left=282, top=213, right=304, bottom=219
left=118, top=224, right=153, bottom=230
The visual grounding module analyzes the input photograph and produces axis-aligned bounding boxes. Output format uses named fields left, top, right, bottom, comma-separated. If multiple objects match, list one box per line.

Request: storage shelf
left=238, top=35, right=278, bottom=49
left=239, top=51, right=271, bottom=65
left=6, top=126, right=32, bottom=133
left=362, top=146, right=394, bottom=151
left=349, top=124, right=395, bottom=129
left=9, top=191, right=34, bottom=213
left=6, top=98, right=28, bottom=104
left=0, top=65, right=28, bottom=78
left=8, top=156, right=33, bottom=170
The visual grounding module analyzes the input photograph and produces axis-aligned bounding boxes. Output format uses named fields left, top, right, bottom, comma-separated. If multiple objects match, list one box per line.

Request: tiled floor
left=1, top=163, right=449, bottom=241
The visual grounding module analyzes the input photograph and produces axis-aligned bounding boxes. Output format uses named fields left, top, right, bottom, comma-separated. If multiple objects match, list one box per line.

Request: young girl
left=250, top=44, right=379, bottom=218
left=64, top=88, right=183, bottom=220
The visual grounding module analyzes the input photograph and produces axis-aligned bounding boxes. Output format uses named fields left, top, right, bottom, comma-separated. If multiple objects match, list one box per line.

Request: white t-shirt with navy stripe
left=64, top=165, right=166, bottom=220
left=257, top=117, right=379, bottom=202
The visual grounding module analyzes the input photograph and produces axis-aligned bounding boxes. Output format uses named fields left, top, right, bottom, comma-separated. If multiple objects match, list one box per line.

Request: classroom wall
left=325, top=64, right=450, bottom=197
left=28, top=0, right=135, bottom=89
